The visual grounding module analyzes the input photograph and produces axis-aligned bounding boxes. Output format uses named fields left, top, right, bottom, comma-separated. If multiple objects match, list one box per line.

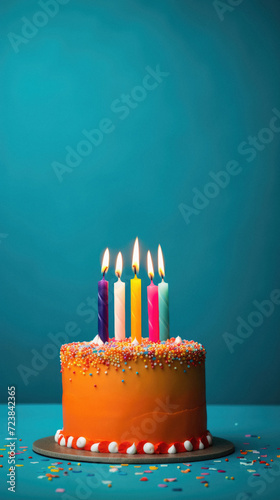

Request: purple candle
left=98, top=248, right=109, bottom=342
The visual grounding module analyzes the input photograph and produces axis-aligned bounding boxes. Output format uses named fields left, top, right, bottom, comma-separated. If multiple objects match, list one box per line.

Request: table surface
left=0, top=404, right=280, bottom=500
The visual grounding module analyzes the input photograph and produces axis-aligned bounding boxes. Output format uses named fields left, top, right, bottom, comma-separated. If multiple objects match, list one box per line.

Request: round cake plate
left=33, top=436, right=234, bottom=463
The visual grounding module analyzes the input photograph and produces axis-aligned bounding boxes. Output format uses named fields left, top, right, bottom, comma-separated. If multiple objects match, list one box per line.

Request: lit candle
left=114, top=252, right=125, bottom=340
left=158, top=245, right=169, bottom=340
left=98, top=248, right=109, bottom=343
left=147, top=251, right=159, bottom=342
left=131, top=237, right=141, bottom=342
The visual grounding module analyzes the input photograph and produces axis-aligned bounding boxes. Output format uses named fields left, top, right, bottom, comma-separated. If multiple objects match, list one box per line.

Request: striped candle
left=158, top=245, right=169, bottom=340
left=98, top=248, right=109, bottom=343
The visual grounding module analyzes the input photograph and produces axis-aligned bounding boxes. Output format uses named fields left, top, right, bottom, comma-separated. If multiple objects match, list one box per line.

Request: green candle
left=158, top=245, right=169, bottom=340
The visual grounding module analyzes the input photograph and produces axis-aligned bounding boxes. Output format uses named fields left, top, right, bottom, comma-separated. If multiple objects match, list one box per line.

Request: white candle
left=114, top=252, right=125, bottom=340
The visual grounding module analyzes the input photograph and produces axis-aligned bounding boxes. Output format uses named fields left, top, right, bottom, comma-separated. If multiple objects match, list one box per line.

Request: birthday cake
left=55, top=337, right=212, bottom=454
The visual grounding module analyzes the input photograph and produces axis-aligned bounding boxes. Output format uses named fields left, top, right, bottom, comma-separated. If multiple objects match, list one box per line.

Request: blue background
left=0, top=0, right=280, bottom=404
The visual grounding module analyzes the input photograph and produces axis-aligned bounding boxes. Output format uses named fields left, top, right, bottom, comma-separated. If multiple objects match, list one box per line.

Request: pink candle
left=147, top=251, right=159, bottom=342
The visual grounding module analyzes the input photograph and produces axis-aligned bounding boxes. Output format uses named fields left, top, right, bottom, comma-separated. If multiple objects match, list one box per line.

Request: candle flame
left=101, top=248, right=109, bottom=274
left=115, top=251, right=123, bottom=278
left=147, top=250, right=154, bottom=280
left=132, top=237, right=140, bottom=273
left=158, top=244, right=165, bottom=278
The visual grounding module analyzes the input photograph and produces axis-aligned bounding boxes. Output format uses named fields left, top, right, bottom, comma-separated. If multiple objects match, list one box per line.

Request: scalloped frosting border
left=54, top=429, right=212, bottom=454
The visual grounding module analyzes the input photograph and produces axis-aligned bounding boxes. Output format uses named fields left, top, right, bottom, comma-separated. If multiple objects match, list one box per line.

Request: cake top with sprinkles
left=60, top=337, right=206, bottom=371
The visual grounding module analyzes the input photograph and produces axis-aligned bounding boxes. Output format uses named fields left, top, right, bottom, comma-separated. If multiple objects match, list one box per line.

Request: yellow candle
left=131, top=237, right=141, bottom=342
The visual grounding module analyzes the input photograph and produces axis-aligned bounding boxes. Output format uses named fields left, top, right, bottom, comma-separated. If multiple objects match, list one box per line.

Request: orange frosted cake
left=55, top=337, right=212, bottom=454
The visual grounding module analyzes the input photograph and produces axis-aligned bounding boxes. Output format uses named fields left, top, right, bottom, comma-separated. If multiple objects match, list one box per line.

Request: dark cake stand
left=33, top=436, right=234, bottom=463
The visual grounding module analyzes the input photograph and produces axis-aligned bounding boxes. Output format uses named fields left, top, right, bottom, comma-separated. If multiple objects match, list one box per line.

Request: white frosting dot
left=199, top=440, right=204, bottom=450
left=108, top=442, right=118, bottom=453
left=126, top=443, right=137, bottom=455
left=59, top=437, right=66, bottom=447
left=91, top=443, right=100, bottom=452
left=54, top=429, right=62, bottom=443
left=168, top=444, right=176, bottom=454
left=207, top=434, right=212, bottom=445
left=131, top=338, right=139, bottom=346
left=184, top=440, right=193, bottom=452
left=76, top=437, right=86, bottom=449
left=143, top=442, right=154, bottom=454
left=175, top=336, right=182, bottom=344
left=93, top=334, right=104, bottom=345
left=67, top=436, right=74, bottom=448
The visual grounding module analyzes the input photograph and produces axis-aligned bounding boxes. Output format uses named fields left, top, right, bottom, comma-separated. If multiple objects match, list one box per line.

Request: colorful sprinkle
left=60, top=339, right=206, bottom=373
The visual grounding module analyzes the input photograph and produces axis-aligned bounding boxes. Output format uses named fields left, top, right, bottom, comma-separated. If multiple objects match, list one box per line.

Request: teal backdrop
left=0, top=0, right=280, bottom=404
